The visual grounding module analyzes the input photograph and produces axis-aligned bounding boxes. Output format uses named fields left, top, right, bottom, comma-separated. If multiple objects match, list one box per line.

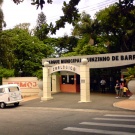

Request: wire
left=79, top=0, right=118, bottom=10
left=46, top=0, right=118, bottom=21
left=81, top=0, right=118, bottom=11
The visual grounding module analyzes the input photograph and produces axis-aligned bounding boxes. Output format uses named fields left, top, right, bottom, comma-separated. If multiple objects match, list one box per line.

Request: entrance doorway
left=60, top=73, right=80, bottom=93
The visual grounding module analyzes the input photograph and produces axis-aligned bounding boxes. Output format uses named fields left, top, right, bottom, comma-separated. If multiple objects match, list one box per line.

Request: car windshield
left=0, top=88, right=4, bottom=93
left=9, top=87, right=19, bottom=92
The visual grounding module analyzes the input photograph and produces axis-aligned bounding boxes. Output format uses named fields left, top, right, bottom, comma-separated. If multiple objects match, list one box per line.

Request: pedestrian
left=123, top=86, right=128, bottom=97
left=100, top=78, right=106, bottom=93
left=115, top=80, right=120, bottom=98
left=93, top=79, right=97, bottom=91
left=119, top=82, right=124, bottom=97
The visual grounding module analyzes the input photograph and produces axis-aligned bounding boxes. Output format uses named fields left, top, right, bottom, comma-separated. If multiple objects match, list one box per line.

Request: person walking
left=119, top=82, right=124, bottom=97
left=115, top=80, right=121, bottom=98
left=100, top=78, right=106, bottom=93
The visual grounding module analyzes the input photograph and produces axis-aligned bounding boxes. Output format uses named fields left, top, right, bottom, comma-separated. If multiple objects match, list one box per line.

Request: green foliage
left=69, top=11, right=108, bottom=56
left=13, top=0, right=53, bottom=9
left=62, top=52, right=78, bottom=57
left=14, top=23, right=30, bottom=31
left=69, top=33, right=107, bottom=55
left=0, top=27, right=53, bottom=77
left=11, top=0, right=135, bottom=56
left=72, top=11, right=93, bottom=37
left=12, top=0, right=80, bottom=34
left=0, top=66, right=14, bottom=78
left=0, top=0, right=6, bottom=32
left=0, top=31, right=15, bottom=69
left=33, top=69, right=43, bottom=80
left=34, top=12, right=49, bottom=40
left=49, top=0, right=80, bottom=34
left=43, top=36, right=78, bottom=57
left=125, top=66, right=135, bottom=81
left=94, top=1, right=135, bottom=52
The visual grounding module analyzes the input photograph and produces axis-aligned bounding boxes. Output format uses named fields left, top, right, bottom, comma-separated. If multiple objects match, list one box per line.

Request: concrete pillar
left=79, top=59, right=91, bottom=102
left=51, top=74, right=60, bottom=93
left=41, top=62, right=53, bottom=101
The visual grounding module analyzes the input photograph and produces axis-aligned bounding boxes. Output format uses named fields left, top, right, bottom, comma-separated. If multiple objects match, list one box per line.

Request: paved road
left=0, top=107, right=135, bottom=135
left=0, top=92, right=135, bottom=135
left=63, top=113, right=135, bottom=135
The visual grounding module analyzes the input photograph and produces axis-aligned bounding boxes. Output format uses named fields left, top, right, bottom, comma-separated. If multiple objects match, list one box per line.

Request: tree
left=13, top=0, right=53, bottom=9
left=0, top=27, right=54, bottom=77
left=72, top=12, right=93, bottom=37
left=0, top=30, right=15, bottom=69
left=12, top=0, right=80, bottom=34
left=43, top=35, right=78, bottom=57
left=56, top=35, right=78, bottom=57
left=0, top=67, right=14, bottom=78
left=65, top=12, right=108, bottom=56
left=11, top=0, right=135, bottom=53
left=0, top=0, right=6, bottom=31
left=34, top=12, right=49, bottom=40
left=69, top=35, right=108, bottom=56
left=15, top=23, right=30, bottom=31
left=94, top=1, right=135, bottom=52
left=12, top=0, right=135, bottom=37
left=49, top=0, right=80, bottom=34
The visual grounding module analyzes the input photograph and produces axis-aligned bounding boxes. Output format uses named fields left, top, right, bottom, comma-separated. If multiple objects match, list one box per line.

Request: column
left=41, top=62, right=53, bottom=101
left=51, top=74, right=60, bottom=93
left=79, top=58, right=91, bottom=102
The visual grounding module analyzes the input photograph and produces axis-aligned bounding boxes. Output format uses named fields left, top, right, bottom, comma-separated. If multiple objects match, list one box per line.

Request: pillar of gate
left=51, top=74, right=60, bottom=93
left=41, top=62, right=53, bottom=101
left=79, top=58, right=91, bottom=102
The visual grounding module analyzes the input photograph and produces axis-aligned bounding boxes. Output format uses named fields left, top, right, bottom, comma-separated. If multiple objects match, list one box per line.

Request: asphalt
left=22, top=92, right=135, bottom=112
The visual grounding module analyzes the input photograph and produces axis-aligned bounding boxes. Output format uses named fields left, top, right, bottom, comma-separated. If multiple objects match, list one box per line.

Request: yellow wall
left=2, top=77, right=40, bottom=96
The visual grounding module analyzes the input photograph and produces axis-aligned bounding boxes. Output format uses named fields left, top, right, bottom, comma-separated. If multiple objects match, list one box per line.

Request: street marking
left=105, top=114, right=135, bottom=117
left=94, top=118, right=135, bottom=122
left=64, top=127, right=135, bottom=135
left=80, top=122, right=135, bottom=128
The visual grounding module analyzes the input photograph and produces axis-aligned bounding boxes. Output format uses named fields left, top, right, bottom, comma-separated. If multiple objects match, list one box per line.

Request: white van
left=0, top=84, right=22, bottom=108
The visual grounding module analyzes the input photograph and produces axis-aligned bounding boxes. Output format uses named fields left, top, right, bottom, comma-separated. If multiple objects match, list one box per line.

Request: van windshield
left=0, top=88, right=4, bottom=93
left=9, top=87, right=19, bottom=92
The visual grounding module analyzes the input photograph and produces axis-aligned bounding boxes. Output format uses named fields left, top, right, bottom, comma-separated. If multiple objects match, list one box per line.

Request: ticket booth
left=60, top=72, right=80, bottom=93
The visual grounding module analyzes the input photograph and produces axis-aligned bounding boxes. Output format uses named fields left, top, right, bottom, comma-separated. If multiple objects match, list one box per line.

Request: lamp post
left=19, top=69, right=23, bottom=77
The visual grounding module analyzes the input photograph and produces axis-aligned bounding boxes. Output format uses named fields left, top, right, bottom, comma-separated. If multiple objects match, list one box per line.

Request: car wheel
left=14, top=102, right=19, bottom=107
left=0, top=102, right=5, bottom=109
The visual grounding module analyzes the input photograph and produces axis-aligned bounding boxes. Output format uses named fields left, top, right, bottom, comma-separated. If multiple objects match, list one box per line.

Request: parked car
left=0, top=84, right=22, bottom=108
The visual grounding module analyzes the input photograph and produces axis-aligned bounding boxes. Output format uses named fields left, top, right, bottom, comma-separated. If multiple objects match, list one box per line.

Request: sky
left=2, top=0, right=118, bottom=37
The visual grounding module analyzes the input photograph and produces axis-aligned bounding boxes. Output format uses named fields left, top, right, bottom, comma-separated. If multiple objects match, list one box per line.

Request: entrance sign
left=42, top=51, right=135, bottom=68
left=81, top=79, right=85, bottom=83
left=49, top=64, right=80, bottom=74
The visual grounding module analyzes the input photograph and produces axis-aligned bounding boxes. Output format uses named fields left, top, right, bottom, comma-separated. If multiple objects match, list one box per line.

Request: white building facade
left=41, top=51, right=135, bottom=102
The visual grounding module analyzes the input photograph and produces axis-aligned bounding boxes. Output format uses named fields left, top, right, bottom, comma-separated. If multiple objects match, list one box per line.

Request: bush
left=125, top=66, right=135, bottom=82
left=33, top=69, right=43, bottom=80
left=0, top=67, right=14, bottom=78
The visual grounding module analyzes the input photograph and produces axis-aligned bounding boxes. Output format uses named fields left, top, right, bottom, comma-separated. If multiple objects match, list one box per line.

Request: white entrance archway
left=41, top=59, right=91, bottom=102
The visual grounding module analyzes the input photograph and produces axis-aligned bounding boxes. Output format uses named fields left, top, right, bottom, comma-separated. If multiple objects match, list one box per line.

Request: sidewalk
left=113, top=99, right=135, bottom=111
left=22, top=95, right=39, bottom=102
left=22, top=93, right=135, bottom=111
